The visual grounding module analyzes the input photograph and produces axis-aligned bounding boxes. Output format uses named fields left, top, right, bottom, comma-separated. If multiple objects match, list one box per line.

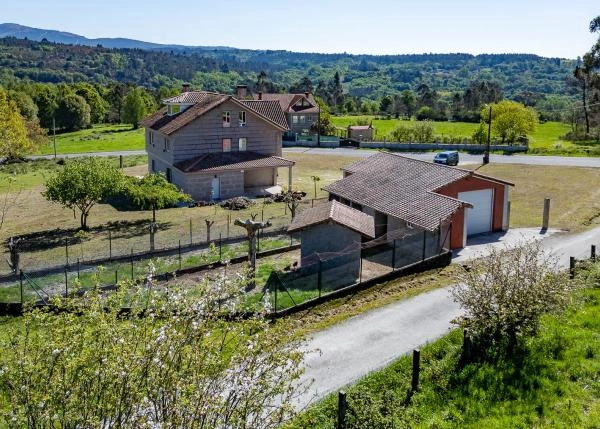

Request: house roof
left=324, top=152, right=512, bottom=231
left=251, top=93, right=320, bottom=114
left=141, top=91, right=288, bottom=135
left=287, top=200, right=375, bottom=238
left=173, top=151, right=294, bottom=173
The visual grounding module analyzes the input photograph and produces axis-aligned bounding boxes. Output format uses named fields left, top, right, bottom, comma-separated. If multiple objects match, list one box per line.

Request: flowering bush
left=0, top=269, right=304, bottom=428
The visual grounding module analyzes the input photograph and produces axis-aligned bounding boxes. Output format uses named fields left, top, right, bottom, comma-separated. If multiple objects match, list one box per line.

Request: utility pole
left=53, top=118, right=57, bottom=160
left=483, top=105, right=491, bottom=165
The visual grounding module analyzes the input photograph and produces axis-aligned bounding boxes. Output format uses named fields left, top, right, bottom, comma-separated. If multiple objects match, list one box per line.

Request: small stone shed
left=347, top=124, right=374, bottom=141
left=287, top=200, right=375, bottom=282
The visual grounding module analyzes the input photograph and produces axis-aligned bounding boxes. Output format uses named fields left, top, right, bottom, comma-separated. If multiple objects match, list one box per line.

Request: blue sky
left=3, top=1, right=599, bottom=58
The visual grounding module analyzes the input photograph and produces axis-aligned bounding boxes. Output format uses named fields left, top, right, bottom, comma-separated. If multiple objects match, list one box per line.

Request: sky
left=2, top=0, right=599, bottom=59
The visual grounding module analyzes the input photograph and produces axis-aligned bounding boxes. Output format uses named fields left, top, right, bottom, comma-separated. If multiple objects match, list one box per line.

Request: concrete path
left=295, top=226, right=600, bottom=410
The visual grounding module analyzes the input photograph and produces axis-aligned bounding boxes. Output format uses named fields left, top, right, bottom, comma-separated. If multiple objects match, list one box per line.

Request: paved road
left=283, top=147, right=600, bottom=168
left=27, top=148, right=600, bottom=169
left=294, top=226, right=600, bottom=410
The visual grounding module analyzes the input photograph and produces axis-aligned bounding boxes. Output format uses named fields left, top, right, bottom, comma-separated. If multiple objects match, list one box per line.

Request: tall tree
left=122, top=87, right=148, bottom=129
left=0, top=88, right=34, bottom=161
left=55, top=92, right=91, bottom=131
left=482, top=100, right=538, bottom=144
left=43, top=157, right=124, bottom=230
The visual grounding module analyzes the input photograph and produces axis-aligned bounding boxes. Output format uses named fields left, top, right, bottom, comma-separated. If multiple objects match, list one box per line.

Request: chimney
left=258, top=91, right=262, bottom=100
left=182, top=83, right=190, bottom=93
left=236, top=84, right=247, bottom=99
left=304, top=91, right=309, bottom=98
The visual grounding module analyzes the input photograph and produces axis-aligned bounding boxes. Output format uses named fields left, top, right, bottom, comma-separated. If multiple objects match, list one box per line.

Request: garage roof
left=324, top=152, right=513, bottom=231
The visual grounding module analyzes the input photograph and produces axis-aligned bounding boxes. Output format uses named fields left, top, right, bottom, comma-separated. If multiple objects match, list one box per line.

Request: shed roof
left=324, top=152, right=508, bottom=231
left=287, top=200, right=375, bottom=238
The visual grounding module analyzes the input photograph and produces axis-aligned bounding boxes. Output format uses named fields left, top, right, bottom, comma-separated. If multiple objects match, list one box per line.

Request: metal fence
left=263, top=226, right=452, bottom=313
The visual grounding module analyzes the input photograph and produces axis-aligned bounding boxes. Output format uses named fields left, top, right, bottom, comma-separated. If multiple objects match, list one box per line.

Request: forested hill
left=0, top=36, right=577, bottom=100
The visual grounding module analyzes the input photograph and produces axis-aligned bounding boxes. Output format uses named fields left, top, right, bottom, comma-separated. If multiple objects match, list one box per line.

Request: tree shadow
left=7, top=219, right=173, bottom=252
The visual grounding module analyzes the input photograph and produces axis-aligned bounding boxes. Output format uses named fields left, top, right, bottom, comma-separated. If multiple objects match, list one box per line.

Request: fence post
left=65, top=238, right=69, bottom=267
left=337, top=391, right=347, bottom=429
left=542, top=197, right=551, bottom=230
left=109, top=230, right=112, bottom=260
left=115, top=270, right=118, bottom=286
left=317, top=259, right=322, bottom=297
left=19, top=270, right=23, bottom=304
left=64, top=268, right=68, bottom=297
left=131, top=249, right=134, bottom=280
left=411, top=349, right=421, bottom=392
left=119, top=154, right=123, bottom=169
left=77, top=258, right=80, bottom=279
left=463, top=328, right=472, bottom=363
left=178, top=240, right=182, bottom=270
left=569, top=256, right=576, bottom=279
left=592, top=245, right=597, bottom=261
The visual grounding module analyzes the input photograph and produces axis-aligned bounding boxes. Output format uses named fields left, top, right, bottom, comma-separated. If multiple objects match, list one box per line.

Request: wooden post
left=569, top=256, right=576, bottom=279
left=542, top=198, right=550, bottom=230
left=115, top=270, right=118, bottom=285
left=463, top=328, right=472, bottom=363
left=19, top=270, right=23, bottom=304
left=119, top=155, right=123, bottom=169
left=131, top=249, right=134, bottom=280
left=64, top=268, right=68, bottom=296
left=337, top=391, right=347, bottom=429
left=65, top=238, right=69, bottom=266
left=317, top=259, right=322, bottom=297
left=591, top=245, right=596, bottom=261
left=411, top=349, right=421, bottom=392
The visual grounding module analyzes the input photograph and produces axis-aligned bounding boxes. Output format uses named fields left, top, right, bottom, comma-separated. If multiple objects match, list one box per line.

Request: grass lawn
left=331, top=116, right=579, bottom=154
left=288, top=286, right=600, bottom=428
left=38, top=124, right=145, bottom=155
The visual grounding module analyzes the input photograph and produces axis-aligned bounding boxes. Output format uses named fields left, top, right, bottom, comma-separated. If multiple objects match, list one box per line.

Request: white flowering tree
left=0, top=270, right=304, bottom=428
left=452, top=240, right=575, bottom=353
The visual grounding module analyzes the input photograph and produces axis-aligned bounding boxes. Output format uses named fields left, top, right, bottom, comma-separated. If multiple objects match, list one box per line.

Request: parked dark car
left=433, top=151, right=459, bottom=166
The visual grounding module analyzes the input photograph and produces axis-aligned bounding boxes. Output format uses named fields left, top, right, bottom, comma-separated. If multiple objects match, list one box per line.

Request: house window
left=238, top=137, right=247, bottom=151
left=222, top=138, right=231, bottom=152
left=239, top=111, right=246, bottom=127
left=222, top=111, right=231, bottom=127
left=299, top=115, right=306, bottom=123
left=292, top=115, right=298, bottom=124
left=168, top=104, right=181, bottom=115
left=163, top=138, right=171, bottom=152
left=149, top=132, right=154, bottom=146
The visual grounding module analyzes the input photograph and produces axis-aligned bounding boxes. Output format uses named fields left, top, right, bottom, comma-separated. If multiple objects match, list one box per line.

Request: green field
left=330, top=116, right=581, bottom=153
left=39, top=124, right=145, bottom=154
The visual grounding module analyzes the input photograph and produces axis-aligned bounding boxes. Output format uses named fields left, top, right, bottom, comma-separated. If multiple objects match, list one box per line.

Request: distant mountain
left=0, top=23, right=233, bottom=51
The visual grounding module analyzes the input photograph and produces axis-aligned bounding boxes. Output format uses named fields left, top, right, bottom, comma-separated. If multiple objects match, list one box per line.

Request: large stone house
left=142, top=85, right=295, bottom=201
left=324, top=152, right=513, bottom=250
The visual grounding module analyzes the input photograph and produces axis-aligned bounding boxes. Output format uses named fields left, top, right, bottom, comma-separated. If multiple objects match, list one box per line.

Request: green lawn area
left=330, top=116, right=579, bottom=154
left=288, top=285, right=600, bottom=428
left=38, top=124, right=145, bottom=154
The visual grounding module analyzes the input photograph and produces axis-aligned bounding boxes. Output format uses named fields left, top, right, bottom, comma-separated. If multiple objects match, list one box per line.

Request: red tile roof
left=288, top=200, right=375, bottom=238
left=173, top=151, right=294, bottom=173
left=251, top=93, right=320, bottom=114
left=141, top=91, right=288, bottom=135
left=324, top=152, right=496, bottom=231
